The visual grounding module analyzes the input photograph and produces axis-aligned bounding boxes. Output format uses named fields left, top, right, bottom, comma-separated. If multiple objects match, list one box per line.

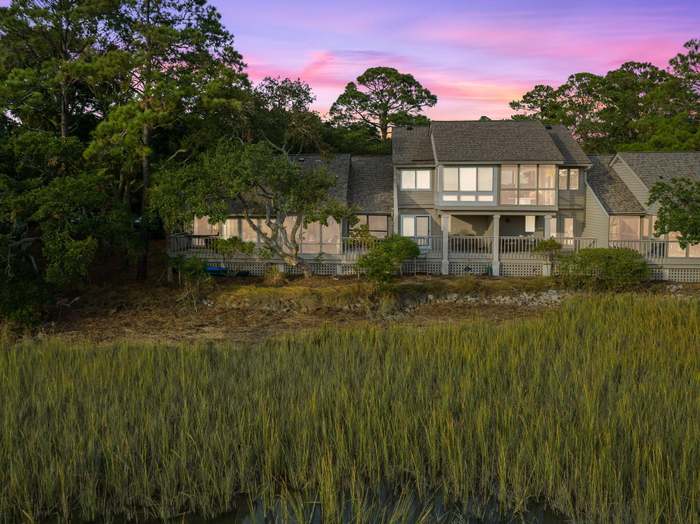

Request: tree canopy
left=648, top=178, right=700, bottom=247
left=510, top=40, right=700, bottom=153
left=329, top=66, right=437, bottom=141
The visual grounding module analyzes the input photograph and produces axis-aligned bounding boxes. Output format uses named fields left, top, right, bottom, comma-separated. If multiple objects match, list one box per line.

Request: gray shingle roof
left=617, top=152, right=700, bottom=188
left=291, top=154, right=351, bottom=203
left=430, top=120, right=565, bottom=163
left=392, top=125, right=435, bottom=165
left=348, top=155, right=393, bottom=213
left=587, top=155, right=645, bottom=214
left=546, top=124, right=591, bottom=165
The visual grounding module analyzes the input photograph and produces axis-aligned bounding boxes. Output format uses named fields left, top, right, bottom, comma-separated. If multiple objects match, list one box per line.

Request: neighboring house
left=176, top=121, right=700, bottom=280
left=585, top=152, right=700, bottom=260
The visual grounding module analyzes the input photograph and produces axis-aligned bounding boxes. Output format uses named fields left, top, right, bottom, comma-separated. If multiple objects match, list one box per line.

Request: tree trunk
left=136, top=124, right=151, bottom=280
left=60, top=79, right=68, bottom=139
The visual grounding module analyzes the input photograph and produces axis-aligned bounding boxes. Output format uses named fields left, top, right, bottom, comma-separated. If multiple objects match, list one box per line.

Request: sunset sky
left=1, top=0, right=697, bottom=119
left=217, top=0, right=698, bottom=119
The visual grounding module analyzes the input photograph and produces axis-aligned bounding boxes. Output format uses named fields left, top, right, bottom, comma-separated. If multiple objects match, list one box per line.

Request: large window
left=354, top=214, right=389, bottom=238
left=441, top=166, right=494, bottom=203
left=193, top=216, right=220, bottom=236
left=609, top=216, right=640, bottom=241
left=500, top=165, right=556, bottom=206
left=559, top=168, right=580, bottom=190
left=401, top=215, right=430, bottom=237
left=400, top=169, right=431, bottom=190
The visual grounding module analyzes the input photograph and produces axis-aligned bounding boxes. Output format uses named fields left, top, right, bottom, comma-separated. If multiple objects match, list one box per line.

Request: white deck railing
left=610, top=240, right=700, bottom=263
left=169, top=234, right=596, bottom=261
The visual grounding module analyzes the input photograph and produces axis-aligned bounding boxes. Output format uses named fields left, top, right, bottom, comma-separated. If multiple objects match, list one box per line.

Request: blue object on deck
left=206, top=265, right=227, bottom=276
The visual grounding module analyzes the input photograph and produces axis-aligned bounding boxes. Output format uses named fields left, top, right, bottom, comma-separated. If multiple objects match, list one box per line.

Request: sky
left=217, top=0, right=698, bottom=119
left=1, top=0, right=697, bottom=119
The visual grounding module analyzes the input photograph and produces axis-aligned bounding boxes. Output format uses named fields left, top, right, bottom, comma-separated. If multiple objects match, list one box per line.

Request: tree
left=510, top=40, right=700, bottom=153
left=85, top=0, right=248, bottom=278
left=250, top=77, right=324, bottom=153
left=151, top=141, right=353, bottom=271
left=329, top=67, right=437, bottom=141
left=648, top=178, right=700, bottom=248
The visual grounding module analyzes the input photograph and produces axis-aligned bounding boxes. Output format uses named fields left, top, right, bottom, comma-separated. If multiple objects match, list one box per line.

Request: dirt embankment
left=28, top=274, right=698, bottom=345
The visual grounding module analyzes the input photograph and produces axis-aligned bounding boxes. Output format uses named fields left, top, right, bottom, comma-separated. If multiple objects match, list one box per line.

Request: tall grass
left=1, top=295, right=699, bottom=523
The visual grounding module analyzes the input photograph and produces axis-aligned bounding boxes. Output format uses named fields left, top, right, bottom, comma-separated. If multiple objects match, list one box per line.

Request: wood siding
left=581, top=185, right=609, bottom=247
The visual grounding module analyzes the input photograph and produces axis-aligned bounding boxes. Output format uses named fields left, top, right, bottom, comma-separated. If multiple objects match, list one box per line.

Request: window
left=441, top=166, right=494, bottom=204
left=525, top=216, right=536, bottom=233
left=549, top=217, right=558, bottom=236
left=500, top=165, right=556, bottom=206
left=193, top=216, right=220, bottom=236
left=559, top=168, right=580, bottom=190
left=400, top=169, right=431, bottom=190
left=563, top=217, right=574, bottom=238
left=401, top=215, right=430, bottom=237
left=609, top=216, right=640, bottom=241
left=354, top=214, right=389, bottom=239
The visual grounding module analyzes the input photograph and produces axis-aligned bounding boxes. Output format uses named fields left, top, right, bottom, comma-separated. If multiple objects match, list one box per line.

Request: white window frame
left=441, top=165, right=495, bottom=204
left=559, top=168, right=580, bottom=191
left=499, top=164, right=557, bottom=206
left=401, top=215, right=431, bottom=238
left=525, top=215, right=536, bottom=233
left=400, top=169, right=432, bottom=191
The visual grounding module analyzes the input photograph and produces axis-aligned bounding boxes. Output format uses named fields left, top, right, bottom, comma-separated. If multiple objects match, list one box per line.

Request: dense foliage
left=648, top=177, right=700, bottom=247
left=558, top=248, right=650, bottom=290
left=357, top=235, right=421, bottom=283
left=1, top=296, right=698, bottom=522
left=510, top=40, right=700, bottom=153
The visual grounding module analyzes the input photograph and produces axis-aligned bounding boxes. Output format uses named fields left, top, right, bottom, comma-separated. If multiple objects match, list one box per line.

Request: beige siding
left=558, top=190, right=585, bottom=209
left=610, top=157, right=649, bottom=212
left=581, top=186, right=609, bottom=247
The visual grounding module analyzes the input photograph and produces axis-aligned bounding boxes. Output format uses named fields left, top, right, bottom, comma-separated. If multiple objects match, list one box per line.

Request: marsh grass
left=1, top=295, right=699, bottom=523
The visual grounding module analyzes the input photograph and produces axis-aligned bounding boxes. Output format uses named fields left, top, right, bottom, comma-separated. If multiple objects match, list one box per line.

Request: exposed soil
left=30, top=272, right=699, bottom=346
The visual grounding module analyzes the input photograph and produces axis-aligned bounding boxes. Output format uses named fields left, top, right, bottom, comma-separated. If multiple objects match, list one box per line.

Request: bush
left=558, top=247, right=650, bottom=291
left=356, top=235, right=420, bottom=284
left=170, top=256, right=213, bottom=309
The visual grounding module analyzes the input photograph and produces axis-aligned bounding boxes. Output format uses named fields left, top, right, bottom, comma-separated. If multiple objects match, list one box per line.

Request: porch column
left=492, top=214, right=501, bottom=276
left=441, top=213, right=450, bottom=275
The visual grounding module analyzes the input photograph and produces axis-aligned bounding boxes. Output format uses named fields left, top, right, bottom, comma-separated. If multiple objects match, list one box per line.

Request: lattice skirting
left=401, top=260, right=443, bottom=275
left=650, top=266, right=700, bottom=283
left=500, top=261, right=545, bottom=277
left=449, top=261, right=490, bottom=276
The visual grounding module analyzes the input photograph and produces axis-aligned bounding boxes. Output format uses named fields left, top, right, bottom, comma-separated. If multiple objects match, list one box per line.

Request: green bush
left=170, top=256, right=213, bottom=309
left=558, top=247, right=650, bottom=291
left=357, top=235, right=420, bottom=283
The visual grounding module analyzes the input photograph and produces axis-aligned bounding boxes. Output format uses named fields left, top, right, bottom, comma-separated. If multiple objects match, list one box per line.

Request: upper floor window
left=441, top=166, right=495, bottom=203
left=500, top=164, right=556, bottom=206
left=400, top=169, right=431, bottom=190
left=559, top=168, right=580, bottom=190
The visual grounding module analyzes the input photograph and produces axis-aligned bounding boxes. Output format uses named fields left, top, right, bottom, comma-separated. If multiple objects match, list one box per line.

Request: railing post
left=492, top=215, right=501, bottom=276
left=441, top=214, right=450, bottom=275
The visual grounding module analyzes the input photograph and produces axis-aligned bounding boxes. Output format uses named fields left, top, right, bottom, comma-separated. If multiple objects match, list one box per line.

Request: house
left=174, top=121, right=700, bottom=281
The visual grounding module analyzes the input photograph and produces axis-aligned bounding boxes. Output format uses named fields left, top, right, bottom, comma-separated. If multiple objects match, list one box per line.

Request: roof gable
left=616, top=152, right=700, bottom=188
left=586, top=155, right=645, bottom=214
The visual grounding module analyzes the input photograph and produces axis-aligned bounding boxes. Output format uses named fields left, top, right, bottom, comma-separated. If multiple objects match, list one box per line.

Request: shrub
left=558, top=247, right=650, bottom=291
left=533, top=238, right=562, bottom=264
left=170, top=256, right=213, bottom=309
left=356, top=235, right=420, bottom=284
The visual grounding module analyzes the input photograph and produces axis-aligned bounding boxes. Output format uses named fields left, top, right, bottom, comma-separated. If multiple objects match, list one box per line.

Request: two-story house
left=176, top=121, right=700, bottom=281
